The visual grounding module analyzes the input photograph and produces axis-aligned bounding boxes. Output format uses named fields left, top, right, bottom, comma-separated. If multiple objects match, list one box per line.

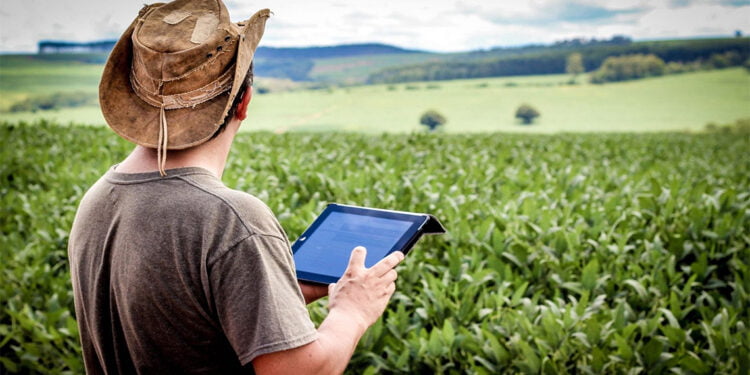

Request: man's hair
left=212, top=62, right=254, bottom=138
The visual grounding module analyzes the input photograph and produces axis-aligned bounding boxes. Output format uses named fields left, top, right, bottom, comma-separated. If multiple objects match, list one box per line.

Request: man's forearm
left=313, top=307, right=369, bottom=373
left=254, top=248, right=401, bottom=374
left=252, top=307, right=368, bottom=374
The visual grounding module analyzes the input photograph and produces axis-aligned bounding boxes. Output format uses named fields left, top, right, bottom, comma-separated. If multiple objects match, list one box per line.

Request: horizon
left=1, top=34, right=745, bottom=56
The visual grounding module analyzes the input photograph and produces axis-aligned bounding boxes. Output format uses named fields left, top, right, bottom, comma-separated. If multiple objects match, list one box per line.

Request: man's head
left=98, top=0, right=270, bottom=174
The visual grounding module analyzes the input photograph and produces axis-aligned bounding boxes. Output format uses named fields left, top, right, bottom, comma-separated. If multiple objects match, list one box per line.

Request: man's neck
left=115, top=120, right=239, bottom=179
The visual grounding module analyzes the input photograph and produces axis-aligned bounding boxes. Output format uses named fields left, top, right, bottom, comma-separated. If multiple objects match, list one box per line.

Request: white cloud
left=0, top=0, right=747, bottom=53
left=0, top=0, right=144, bottom=51
left=634, top=4, right=750, bottom=38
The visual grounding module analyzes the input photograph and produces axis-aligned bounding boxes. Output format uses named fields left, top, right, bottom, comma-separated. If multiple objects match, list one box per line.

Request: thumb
left=347, top=246, right=367, bottom=269
left=328, top=283, right=336, bottom=296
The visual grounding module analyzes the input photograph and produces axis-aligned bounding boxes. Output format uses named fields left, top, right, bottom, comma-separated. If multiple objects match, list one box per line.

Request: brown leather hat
left=99, top=0, right=270, bottom=174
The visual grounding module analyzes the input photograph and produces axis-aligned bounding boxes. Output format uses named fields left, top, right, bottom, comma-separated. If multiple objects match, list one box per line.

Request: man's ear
left=236, top=87, right=252, bottom=121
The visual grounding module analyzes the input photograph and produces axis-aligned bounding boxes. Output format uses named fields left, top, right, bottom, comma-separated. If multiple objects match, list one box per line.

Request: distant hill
left=34, top=40, right=431, bottom=82
left=29, top=37, right=750, bottom=85
left=255, top=43, right=423, bottom=59
left=367, top=37, right=750, bottom=84
left=252, top=43, right=429, bottom=82
left=38, top=40, right=115, bottom=54
left=37, top=40, right=421, bottom=59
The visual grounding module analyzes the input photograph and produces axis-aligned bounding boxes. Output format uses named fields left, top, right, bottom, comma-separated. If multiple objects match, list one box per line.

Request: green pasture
left=1, top=53, right=749, bottom=132
left=2, top=121, right=749, bottom=373
left=246, top=69, right=750, bottom=133
left=247, top=68, right=750, bottom=133
left=0, top=55, right=102, bottom=111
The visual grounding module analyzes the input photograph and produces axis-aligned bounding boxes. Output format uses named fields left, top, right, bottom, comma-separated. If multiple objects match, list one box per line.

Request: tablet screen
left=292, top=205, right=426, bottom=284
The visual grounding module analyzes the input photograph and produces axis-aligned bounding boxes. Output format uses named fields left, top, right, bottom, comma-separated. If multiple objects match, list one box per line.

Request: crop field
left=1, top=121, right=748, bottom=373
left=2, top=53, right=749, bottom=132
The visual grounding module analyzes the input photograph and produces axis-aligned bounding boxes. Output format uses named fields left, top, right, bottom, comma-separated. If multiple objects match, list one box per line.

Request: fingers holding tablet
left=371, top=251, right=404, bottom=277
left=346, top=246, right=367, bottom=272
left=328, top=246, right=405, bottom=329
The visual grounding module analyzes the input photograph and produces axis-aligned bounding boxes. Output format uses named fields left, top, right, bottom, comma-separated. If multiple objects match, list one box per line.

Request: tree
left=419, top=110, right=446, bottom=131
left=515, top=104, right=540, bottom=125
left=566, top=52, right=584, bottom=83
left=589, top=54, right=666, bottom=84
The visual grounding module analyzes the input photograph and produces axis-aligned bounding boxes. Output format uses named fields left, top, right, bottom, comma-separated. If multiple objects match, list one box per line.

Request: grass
left=0, top=55, right=102, bottom=111
left=247, top=68, right=750, bottom=133
left=2, top=53, right=749, bottom=132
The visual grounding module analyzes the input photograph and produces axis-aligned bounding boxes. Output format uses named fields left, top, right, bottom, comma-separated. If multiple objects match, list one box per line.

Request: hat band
left=129, top=63, right=235, bottom=176
left=129, top=63, right=235, bottom=110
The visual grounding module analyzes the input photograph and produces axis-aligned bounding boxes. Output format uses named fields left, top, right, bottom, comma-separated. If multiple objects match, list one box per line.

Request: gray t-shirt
left=68, top=166, right=317, bottom=374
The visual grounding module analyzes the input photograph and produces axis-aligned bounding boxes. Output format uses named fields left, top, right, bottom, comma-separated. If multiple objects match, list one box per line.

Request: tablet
left=292, top=203, right=445, bottom=284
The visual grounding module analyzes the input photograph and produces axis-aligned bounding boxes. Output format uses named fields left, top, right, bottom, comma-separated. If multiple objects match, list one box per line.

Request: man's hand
left=327, top=246, right=404, bottom=330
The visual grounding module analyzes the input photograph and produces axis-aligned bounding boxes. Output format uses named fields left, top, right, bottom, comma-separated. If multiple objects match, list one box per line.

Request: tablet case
left=420, top=214, right=447, bottom=235
left=400, top=213, right=446, bottom=254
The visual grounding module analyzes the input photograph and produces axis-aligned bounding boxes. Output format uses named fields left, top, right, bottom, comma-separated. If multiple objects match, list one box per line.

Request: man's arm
left=253, top=247, right=403, bottom=375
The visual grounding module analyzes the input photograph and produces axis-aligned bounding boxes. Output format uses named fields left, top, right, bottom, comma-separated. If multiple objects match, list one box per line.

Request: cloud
left=458, top=1, right=649, bottom=25
left=555, top=3, right=645, bottom=22
left=0, top=0, right=748, bottom=53
left=634, top=4, right=750, bottom=38
left=1, top=0, right=144, bottom=51
left=685, top=0, right=750, bottom=6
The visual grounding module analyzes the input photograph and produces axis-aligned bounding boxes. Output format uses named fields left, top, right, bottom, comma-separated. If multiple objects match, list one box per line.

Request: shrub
left=419, top=110, right=446, bottom=131
left=515, top=104, right=540, bottom=124
left=707, top=51, right=743, bottom=69
left=664, top=61, right=703, bottom=75
left=590, top=54, right=666, bottom=84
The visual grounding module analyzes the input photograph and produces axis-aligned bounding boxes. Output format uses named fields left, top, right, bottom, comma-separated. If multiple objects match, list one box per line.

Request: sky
left=1, top=0, right=748, bottom=53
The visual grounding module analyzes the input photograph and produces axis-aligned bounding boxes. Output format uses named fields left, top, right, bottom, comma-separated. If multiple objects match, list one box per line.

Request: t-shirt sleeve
left=209, top=234, right=318, bottom=365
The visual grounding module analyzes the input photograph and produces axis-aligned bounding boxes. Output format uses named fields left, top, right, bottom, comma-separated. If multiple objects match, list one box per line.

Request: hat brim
left=99, top=7, right=270, bottom=150
left=221, top=9, right=271, bottom=126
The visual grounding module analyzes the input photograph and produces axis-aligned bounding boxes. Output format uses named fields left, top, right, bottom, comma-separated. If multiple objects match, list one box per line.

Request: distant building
left=38, top=40, right=116, bottom=54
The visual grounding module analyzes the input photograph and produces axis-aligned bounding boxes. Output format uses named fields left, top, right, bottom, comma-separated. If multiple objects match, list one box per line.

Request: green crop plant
left=1, top=121, right=748, bottom=374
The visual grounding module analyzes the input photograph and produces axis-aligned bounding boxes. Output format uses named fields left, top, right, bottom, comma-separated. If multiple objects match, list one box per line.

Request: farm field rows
left=2, top=52, right=749, bottom=133
left=1, top=121, right=748, bottom=373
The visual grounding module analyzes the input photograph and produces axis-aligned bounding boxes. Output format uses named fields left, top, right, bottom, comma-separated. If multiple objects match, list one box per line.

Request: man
left=67, top=0, right=403, bottom=373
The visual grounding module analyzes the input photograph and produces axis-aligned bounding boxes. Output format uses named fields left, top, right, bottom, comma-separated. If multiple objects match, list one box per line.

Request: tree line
left=367, top=38, right=750, bottom=84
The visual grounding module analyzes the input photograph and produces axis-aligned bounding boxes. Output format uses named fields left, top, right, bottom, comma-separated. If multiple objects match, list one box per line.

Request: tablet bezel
left=292, top=204, right=429, bottom=284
